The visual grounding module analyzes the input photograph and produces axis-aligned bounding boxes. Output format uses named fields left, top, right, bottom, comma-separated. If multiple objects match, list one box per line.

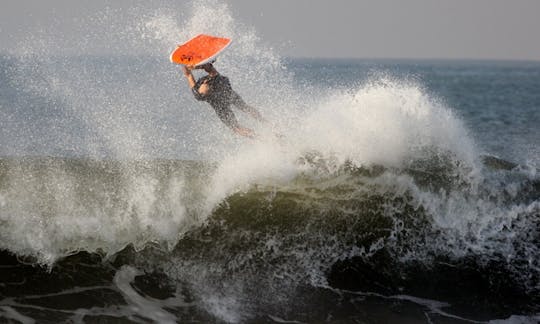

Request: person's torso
left=195, top=75, right=234, bottom=110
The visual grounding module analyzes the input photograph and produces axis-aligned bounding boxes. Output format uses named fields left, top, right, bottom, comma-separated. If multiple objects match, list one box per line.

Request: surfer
left=182, top=63, right=265, bottom=138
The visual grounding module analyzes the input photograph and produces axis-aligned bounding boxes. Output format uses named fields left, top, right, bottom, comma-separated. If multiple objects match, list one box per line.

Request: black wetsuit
left=192, top=74, right=249, bottom=129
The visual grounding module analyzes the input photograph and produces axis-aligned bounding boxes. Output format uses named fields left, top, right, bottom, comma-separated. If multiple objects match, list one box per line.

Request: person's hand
left=181, top=65, right=193, bottom=76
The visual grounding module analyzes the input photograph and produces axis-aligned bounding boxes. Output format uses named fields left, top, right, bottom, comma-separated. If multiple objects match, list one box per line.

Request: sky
left=1, top=0, right=539, bottom=61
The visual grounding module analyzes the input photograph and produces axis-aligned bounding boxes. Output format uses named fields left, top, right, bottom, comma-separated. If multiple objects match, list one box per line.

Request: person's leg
left=232, top=126, right=256, bottom=138
left=230, top=91, right=265, bottom=122
left=216, top=107, right=256, bottom=138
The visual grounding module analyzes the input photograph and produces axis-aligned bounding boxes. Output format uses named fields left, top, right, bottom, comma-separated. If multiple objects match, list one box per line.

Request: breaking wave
left=0, top=0, right=539, bottom=322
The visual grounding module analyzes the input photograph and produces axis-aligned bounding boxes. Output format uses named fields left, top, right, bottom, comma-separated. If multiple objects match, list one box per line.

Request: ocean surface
left=1, top=2, right=540, bottom=323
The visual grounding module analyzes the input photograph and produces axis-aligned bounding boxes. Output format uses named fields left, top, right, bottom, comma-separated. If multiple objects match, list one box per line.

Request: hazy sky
left=1, top=0, right=539, bottom=61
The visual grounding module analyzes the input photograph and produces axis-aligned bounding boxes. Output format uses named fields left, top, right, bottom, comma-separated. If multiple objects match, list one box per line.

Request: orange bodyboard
left=170, top=34, right=232, bottom=66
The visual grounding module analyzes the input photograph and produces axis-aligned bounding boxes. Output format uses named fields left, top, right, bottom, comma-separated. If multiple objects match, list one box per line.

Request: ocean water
left=1, top=2, right=540, bottom=323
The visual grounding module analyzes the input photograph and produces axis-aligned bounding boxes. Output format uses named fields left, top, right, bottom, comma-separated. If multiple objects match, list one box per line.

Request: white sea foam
left=490, top=314, right=540, bottom=324
left=113, top=266, right=178, bottom=324
left=0, top=306, right=36, bottom=324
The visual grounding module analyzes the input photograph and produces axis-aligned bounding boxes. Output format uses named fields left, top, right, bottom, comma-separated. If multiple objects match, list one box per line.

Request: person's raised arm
left=182, top=65, right=196, bottom=89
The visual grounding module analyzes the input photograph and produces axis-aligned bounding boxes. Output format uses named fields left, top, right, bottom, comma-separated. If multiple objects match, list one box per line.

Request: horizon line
left=0, top=52, right=539, bottom=64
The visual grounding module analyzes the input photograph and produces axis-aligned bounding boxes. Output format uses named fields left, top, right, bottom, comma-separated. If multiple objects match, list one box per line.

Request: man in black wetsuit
left=181, top=63, right=264, bottom=138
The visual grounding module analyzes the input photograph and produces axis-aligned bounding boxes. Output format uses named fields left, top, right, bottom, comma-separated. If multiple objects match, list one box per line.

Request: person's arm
left=213, top=103, right=256, bottom=139
left=182, top=65, right=196, bottom=89
left=182, top=65, right=206, bottom=101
